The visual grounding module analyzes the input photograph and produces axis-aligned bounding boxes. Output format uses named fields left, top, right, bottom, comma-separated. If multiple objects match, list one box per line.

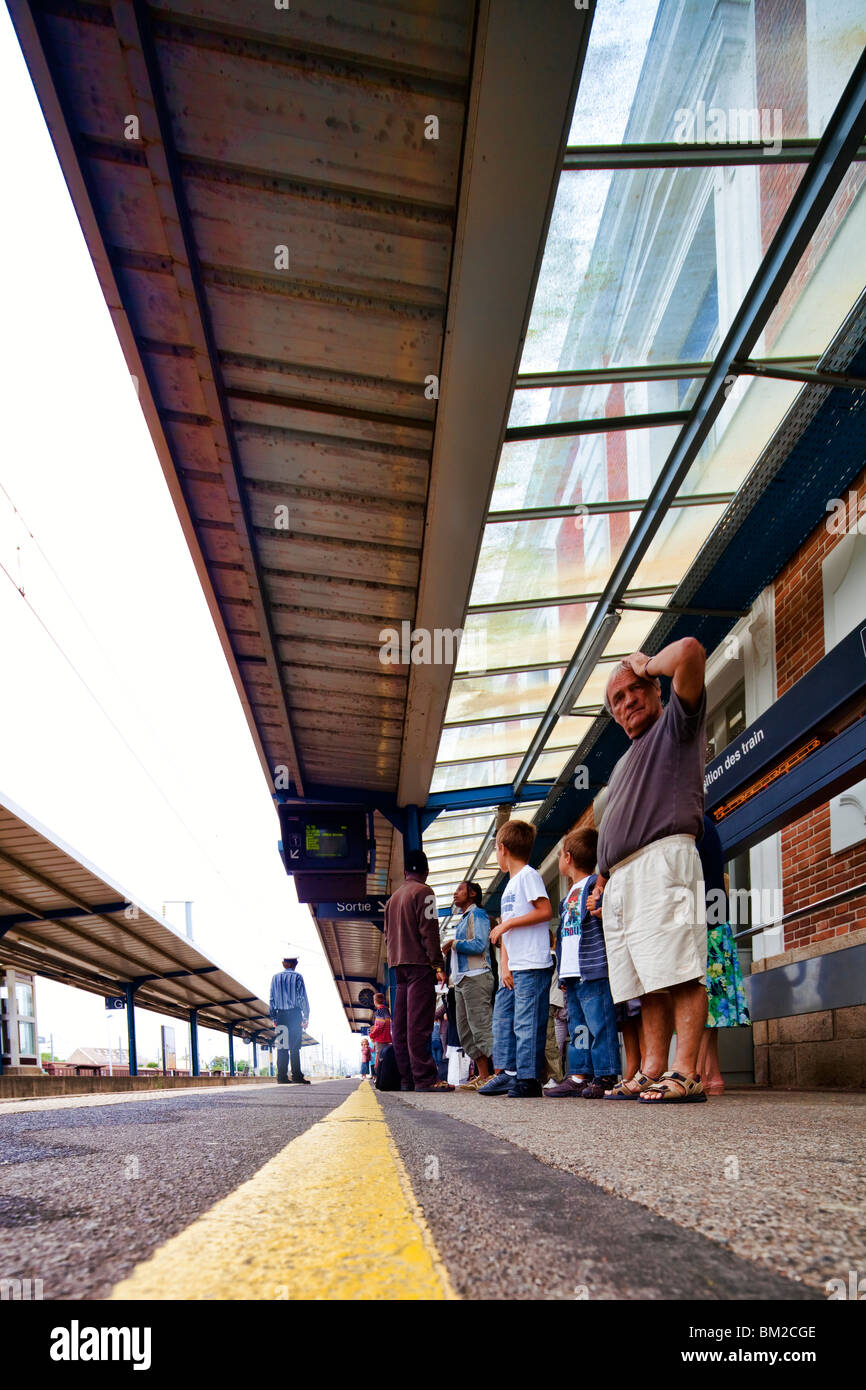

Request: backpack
left=374, top=1044, right=402, bottom=1092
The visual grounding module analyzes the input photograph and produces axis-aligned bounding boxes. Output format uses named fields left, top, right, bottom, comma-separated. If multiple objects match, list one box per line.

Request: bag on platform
left=446, top=1046, right=471, bottom=1087
left=374, top=1043, right=402, bottom=1091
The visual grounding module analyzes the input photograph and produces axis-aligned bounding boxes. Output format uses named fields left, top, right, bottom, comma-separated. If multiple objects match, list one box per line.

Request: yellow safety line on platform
left=109, top=1081, right=457, bottom=1301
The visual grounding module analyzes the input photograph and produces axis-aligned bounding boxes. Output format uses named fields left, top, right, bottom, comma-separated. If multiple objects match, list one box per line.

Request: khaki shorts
left=602, top=834, right=706, bottom=1004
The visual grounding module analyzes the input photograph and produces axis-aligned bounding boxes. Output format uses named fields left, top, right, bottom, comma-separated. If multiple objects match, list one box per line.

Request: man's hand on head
left=622, top=651, right=652, bottom=679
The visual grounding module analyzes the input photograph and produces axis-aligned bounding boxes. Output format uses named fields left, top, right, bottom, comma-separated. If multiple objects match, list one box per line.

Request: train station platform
left=1, top=1078, right=862, bottom=1302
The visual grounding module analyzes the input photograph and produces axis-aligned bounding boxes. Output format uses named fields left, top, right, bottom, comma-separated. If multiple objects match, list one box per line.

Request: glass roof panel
left=760, top=166, right=866, bottom=360
left=535, top=747, right=578, bottom=782
left=489, top=425, right=683, bottom=516
left=424, top=836, right=487, bottom=860
left=426, top=812, right=497, bottom=841
left=445, top=662, right=615, bottom=724
left=475, top=504, right=713, bottom=607
left=569, top=0, right=865, bottom=146
left=677, top=374, right=802, bottom=498
left=627, top=500, right=729, bottom=593
left=507, top=378, right=699, bottom=430
left=436, top=715, right=594, bottom=766
left=457, top=603, right=659, bottom=677
left=522, top=159, right=808, bottom=375
left=430, top=757, right=523, bottom=794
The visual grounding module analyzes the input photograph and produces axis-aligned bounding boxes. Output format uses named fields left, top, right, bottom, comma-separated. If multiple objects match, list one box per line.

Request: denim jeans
left=274, top=1007, right=303, bottom=1082
left=563, top=976, right=619, bottom=1077
left=492, top=967, right=552, bottom=1080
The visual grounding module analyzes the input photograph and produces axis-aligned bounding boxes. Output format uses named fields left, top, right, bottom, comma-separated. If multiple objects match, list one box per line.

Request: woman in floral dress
left=697, top=814, right=751, bottom=1094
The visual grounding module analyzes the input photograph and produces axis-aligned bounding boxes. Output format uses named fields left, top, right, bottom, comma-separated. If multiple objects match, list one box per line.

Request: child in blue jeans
left=480, top=819, right=554, bottom=1099
left=545, top=827, right=619, bottom=1099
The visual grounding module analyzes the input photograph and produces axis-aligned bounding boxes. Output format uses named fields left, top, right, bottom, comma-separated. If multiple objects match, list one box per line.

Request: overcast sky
left=0, top=9, right=356, bottom=1071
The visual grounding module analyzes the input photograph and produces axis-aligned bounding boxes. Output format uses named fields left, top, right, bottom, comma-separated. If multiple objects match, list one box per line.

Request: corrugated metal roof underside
left=0, top=794, right=274, bottom=1040
left=25, top=0, right=473, bottom=798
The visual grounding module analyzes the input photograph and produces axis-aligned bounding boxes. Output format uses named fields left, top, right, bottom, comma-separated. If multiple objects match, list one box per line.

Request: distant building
left=67, top=1047, right=130, bottom=1069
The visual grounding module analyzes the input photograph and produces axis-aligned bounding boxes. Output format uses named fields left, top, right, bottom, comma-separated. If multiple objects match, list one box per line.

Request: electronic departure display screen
left=277, top=802, right=370, bottom=876
left=305, top=823, right=349, bottom=859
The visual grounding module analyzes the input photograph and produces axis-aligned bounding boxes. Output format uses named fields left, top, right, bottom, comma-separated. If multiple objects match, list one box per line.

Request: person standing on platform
left=545, top=827, right=619, bottom=1099
left=360, top=1037, right=372, bottom=1076
left=269, top=956, right=310, bottom=1085
left=384, top=849, right=454, bottom=1093
left=482, top=820, right=554, bottom=1099
left=441, top=880, right=495, bottom=1090
left=696, top=812, right=751, bottom=1095
left=589, top=637, right=710, bottom=1104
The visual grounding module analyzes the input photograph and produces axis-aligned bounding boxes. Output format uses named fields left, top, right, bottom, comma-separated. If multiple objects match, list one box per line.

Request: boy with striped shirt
left=545, top=828, right=619, bottom=1099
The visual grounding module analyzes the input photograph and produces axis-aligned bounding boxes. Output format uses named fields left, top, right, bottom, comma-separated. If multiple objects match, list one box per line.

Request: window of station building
left=706, top=680, right=747, bottom=763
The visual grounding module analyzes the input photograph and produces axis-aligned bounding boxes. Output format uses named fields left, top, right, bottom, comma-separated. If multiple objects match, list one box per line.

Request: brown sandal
left=603, top=1070, right=660, bottom=1099
left=638, top=1070, right=707, bottom=1104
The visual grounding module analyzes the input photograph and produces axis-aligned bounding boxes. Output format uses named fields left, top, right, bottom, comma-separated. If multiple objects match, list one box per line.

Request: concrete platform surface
left=392, top=1087, right=866, bottom=1291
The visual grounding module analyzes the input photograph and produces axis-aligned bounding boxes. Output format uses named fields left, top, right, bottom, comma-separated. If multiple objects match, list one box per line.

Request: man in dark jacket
left=384, top=850, right=453, bottom=1092
left=269, top=956, right=310, bottom=1084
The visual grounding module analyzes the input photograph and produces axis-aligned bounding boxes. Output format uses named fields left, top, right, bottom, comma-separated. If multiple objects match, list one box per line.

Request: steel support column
left=227, top=1024, right=235, bottom=1077
left=124, top=981, right=138, bottom=1076
left=252, top=1038, right=258, bottom=1073
left=189, top=1008, right=200, bottom=1078
left=403, top=805, right=422, bottom=855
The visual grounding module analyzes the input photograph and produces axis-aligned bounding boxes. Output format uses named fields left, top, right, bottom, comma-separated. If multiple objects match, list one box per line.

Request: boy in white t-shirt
left=478, top=819, right=553, bottom=1099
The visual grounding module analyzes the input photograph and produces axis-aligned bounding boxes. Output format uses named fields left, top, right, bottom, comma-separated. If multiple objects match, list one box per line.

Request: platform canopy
left=10, top=0, right=866, bottom=1028
left=0, top=792, right=275, bottom=1043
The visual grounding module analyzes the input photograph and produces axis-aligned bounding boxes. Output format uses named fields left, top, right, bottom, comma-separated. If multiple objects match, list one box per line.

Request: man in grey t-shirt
left=589, top=637, right=709, bottom=1104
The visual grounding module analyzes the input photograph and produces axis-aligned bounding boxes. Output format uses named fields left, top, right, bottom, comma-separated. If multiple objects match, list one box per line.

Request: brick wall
left=774, top=463, right=866, bottom=951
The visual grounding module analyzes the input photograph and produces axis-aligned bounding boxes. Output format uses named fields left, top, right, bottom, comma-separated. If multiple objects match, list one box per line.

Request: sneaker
left=508, top=1078, right=544, bottom=1099
left=477, top=1072, right=513, bottom=1096
left=543, top=1075, right=590, bottom=1098
left=581, top=1074, right=618, bottom=1099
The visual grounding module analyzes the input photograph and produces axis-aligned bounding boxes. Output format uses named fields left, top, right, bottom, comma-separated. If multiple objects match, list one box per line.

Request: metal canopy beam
left=515, top=357, right=818, bottom=389
left=424, top=782, right=553, bottom=814
left=487, top=493, right=733, bottom=524
left=512, top=47, right=866, bottom=795
left=504, top=409, right=690, bottom=442
left=396, top=0, right=593, bottom=807
left=469, top=584, right=676, bottom=616
left=734, top=359, right=866, bottom=391
left=563, top=140, right=866, bottom=169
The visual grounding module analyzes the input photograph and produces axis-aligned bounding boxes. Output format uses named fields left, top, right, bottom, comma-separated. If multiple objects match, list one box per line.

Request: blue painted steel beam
left=189, top=1008, right=200, bottom=1078
left=252, top=1038, right=258, bottom=1072
left=424, top=782, right=554, bottom=814
left=226, top=1024, right=235, bottom=1077
left=0, top=900, right=131, bottom=931
left=717, top=717, right=866, bottom=861
left=512, top=46, right=866, bottom=795
left=124, top=982, right=138, bottom=1077
left=404, top=805, right=422, bottom=854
